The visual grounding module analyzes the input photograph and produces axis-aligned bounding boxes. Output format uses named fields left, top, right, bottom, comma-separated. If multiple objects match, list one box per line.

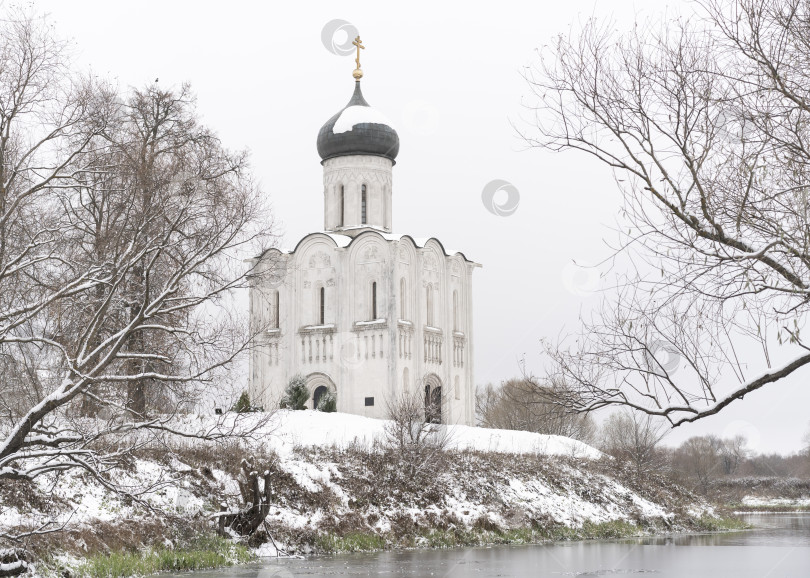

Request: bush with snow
left=280, top=375, right=310, bottom=410
left=316, top=391, right=337, bottom=412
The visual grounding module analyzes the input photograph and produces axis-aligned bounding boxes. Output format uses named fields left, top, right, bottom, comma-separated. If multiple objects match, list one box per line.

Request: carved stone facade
left=249, top=232, right=478, bottom=425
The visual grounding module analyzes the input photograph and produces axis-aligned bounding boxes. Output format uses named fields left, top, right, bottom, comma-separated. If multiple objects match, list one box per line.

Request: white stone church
left=248, top=49, right=479, bottom=425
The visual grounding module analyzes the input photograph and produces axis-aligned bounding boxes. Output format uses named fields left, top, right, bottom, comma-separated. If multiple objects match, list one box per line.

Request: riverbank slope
left=1, top=410, right=727, bottom=574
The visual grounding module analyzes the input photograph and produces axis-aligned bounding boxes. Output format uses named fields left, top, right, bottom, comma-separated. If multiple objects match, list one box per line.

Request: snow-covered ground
left=264, top=410, right=602, bottom=459
left=738, top=496, right=810, bottom=508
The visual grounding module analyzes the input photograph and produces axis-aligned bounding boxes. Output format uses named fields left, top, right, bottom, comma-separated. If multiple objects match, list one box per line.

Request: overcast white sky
left=34, top=0, right=810, bottom=453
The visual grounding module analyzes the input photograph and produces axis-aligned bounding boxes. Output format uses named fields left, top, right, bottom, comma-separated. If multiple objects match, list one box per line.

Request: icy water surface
left=204, top=514, right=810, bottom=577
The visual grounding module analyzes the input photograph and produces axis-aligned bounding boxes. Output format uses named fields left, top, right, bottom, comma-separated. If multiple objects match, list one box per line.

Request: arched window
left=319, top=286, right=325, bottom=325
left=454, top=376, right=461, bottom=400
left=426, top=284, right=434, bottom=326
left=338, top=185, right=344, bottom=227
left=453, top=290, right=458, bottom=331
left=403, top=367, right=409, bottom=390
left=273, top=290, right=280, bottom=329
left=361, top=184, right=367, bottom=225
left=371, top=281, right=377, bottom=320
left=400, top=277, right=407, bottom=320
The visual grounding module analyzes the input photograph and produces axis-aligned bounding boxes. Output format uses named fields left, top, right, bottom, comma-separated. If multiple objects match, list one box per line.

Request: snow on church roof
left=259, top=230, right=477, bottom=264
left=317, top=81, right=400, bottom=162
left=332, top=105, right=396, bottom=135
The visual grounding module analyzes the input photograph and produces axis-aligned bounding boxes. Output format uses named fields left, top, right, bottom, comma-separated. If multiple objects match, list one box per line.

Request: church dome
left=317, top=81, right=400, bottom=163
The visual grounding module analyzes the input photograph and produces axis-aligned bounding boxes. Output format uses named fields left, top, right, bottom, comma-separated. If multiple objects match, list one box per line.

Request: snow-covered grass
left=729, top=496, right=810, bottom=512
left=740, top=496, right=810, bottom=507
left=256, top=442, right=706, bottom=555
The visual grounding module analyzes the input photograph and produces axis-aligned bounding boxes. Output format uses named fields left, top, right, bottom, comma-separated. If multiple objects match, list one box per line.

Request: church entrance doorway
left=313, top=385, right=328, bottom=410
left=424, top=375, right=443, bottom=424
left=306, top=372, right=336, bottom=411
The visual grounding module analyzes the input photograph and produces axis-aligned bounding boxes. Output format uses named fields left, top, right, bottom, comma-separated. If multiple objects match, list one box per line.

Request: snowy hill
left=265, top=410, right=602, bottom=459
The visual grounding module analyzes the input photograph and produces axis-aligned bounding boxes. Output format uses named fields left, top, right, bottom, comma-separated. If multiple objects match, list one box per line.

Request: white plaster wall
left=322, top=155, right=393, bottom=232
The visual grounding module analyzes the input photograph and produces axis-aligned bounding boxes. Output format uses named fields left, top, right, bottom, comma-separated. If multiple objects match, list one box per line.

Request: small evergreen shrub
left=230, top=391, right=262, bottom=413
left=231, top=391, right=251, bottom=413
left=317, top=391, right=337, bottom=412
left=280, top=374, right=310, bottom=410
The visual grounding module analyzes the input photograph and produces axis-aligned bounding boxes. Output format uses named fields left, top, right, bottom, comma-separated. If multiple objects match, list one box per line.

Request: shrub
left=383, top=389, right=451, bottom=479
left=231, top=391, right=251, bottom=413
left=230, top=391, right=262, bottom=413
left=280, top=375, right=309, bottom=410
left=317, top=391, right=337, bottom=412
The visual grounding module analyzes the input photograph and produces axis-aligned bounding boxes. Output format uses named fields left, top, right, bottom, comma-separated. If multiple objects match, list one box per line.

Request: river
left=208, top=513, right=810, bottom=577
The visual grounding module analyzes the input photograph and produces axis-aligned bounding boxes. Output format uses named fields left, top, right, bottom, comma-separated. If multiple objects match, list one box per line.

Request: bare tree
left=600, top=410, right=669, bottom=477
left=477, top=377, right=597, bottom=443
left=217, top=457, right=273, bottom=537
left=719, top=434, right=749, bottom=475
left=525, top=0, right=810, bottom=426
left=671, top=435, right=726, bottom=493
left=803, top=423, right=810, bottom=457
left=384, top=387, right=451, bottom=479
left=0, top=11, right=274, bottom=541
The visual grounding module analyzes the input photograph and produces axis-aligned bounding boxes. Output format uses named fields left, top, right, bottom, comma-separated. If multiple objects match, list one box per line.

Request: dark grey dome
left=317, top=81, right=399, bottom=163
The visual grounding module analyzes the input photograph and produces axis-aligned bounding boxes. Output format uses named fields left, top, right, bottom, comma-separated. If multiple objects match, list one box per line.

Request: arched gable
left=294, top=235, right=339, bottom=327
left=421, top=239, right=446, bottom=280
left=396, top=238, right=418, bottom=322
left=346, top=230, right=391, bottom=264
left=347, top=232, right=390, bottom=322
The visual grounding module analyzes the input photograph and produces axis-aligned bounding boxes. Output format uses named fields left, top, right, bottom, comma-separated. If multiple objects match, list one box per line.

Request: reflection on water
left=192, top=514, right=810, bottom=578
left=620, top=513, right=810, bottom=547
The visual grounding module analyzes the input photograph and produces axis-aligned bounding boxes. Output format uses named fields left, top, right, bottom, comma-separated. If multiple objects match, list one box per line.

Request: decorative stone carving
left=362, top=245, right=380, bottom=263
left=423, top=253, right=438, bottom=272
left=322, top=155, right=394, bottom=186
left=309, top=251, right=331, bottom=269
left=326, top=278, right=336, bottom=287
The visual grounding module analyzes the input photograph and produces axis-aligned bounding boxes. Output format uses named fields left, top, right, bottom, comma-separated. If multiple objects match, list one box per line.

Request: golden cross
left=352, top=36, right=365, bottom=80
